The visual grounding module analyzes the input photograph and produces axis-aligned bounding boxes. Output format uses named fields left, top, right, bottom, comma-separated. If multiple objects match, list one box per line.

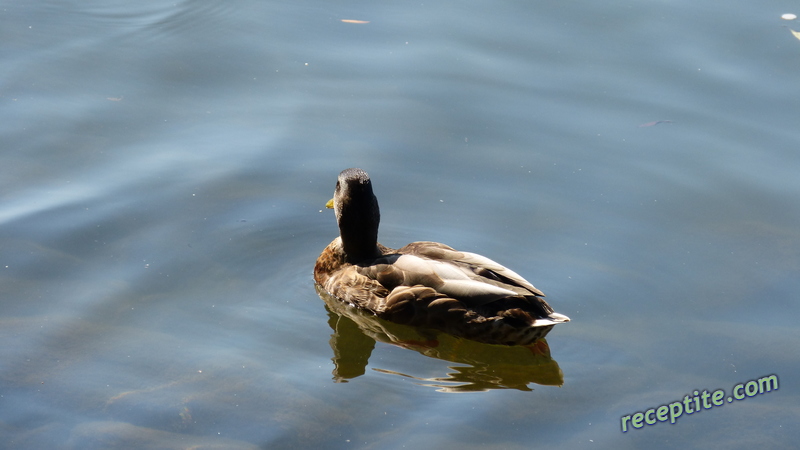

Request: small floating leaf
left=341, top=19, right=370, bottom=24
left=638, top=120, right=673, bottom=128
left=791, top=29, right=800, bottom=41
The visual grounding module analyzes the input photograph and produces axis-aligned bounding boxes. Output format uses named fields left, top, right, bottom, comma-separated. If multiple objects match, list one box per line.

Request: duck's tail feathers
left=534, top=312, right=571, bottom=327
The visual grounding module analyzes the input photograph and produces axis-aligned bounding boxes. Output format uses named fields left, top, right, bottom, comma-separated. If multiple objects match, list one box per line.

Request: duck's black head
left=333, top=168, right=381, bottom=263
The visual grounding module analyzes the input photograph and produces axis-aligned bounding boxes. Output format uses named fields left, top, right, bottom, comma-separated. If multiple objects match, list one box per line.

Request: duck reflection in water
left=317, top=285, right=564, bottom=392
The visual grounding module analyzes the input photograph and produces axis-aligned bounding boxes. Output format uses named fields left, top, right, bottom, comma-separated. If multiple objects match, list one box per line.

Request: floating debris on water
left=638, top=120, right=673, bottom=128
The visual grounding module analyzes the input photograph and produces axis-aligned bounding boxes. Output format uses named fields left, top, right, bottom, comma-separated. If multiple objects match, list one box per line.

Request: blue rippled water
left=2, top=0, right=799, bottom=448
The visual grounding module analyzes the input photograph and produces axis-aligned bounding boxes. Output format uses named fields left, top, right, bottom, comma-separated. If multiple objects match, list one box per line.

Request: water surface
left=2, top=0, right=799, bottom=448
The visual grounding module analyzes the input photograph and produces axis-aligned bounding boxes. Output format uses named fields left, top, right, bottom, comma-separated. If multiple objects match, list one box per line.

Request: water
left=2, top=0, right=799, bottom=448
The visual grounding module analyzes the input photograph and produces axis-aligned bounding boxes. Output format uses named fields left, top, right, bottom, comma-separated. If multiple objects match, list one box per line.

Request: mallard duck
left=314, top=168, right=570, bottom=346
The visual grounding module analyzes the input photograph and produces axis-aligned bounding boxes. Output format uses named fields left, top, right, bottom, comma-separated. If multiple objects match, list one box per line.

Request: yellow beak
left=325, top=198, right=334, bottom=209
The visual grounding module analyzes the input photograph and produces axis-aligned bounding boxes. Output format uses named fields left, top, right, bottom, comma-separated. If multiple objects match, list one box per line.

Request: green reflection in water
left=317, top=284, right=564, bottom=392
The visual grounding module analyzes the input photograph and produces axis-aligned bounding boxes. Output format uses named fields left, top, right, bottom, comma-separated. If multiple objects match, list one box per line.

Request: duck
left=314, top=168, right=570, bottom=346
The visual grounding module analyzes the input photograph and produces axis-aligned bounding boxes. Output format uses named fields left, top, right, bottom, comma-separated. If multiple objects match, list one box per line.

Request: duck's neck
left=338, top=195, right=381, bottom=263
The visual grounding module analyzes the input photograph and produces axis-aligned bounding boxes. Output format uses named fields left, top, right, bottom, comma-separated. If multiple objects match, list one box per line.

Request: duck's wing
left=353, top=242, right=545, bottom=309
left=396, top=241, right=545, bottom=296
left=357, top=253, right=516, bottom=306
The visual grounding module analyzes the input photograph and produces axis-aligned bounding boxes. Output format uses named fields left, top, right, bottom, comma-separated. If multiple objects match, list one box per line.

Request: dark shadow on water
left=316, top=284, right=564, bottom=392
